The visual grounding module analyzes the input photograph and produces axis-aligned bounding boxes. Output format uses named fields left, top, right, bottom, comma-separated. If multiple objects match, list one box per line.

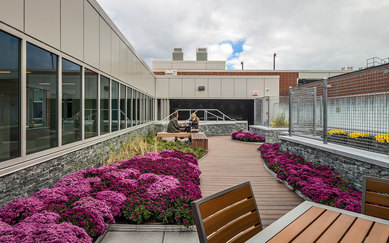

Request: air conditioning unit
left=196, top=48, right=208, bottom=61
left=172, top=48, right=183, bottom=61
left=341, top=66, right=353, bottom=71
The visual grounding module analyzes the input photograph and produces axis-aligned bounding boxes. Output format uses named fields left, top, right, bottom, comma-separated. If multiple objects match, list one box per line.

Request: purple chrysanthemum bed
left=0, top=150, right=201, bottom=242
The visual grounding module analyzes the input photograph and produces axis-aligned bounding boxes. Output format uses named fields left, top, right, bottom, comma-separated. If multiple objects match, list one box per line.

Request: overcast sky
left=96, top=0, right=389, bottom=70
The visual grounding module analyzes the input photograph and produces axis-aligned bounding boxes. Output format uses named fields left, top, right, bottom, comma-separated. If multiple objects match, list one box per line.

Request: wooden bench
left=191, top=132, right=208, bottom=150
left=156, top=132, right=191, bottom=141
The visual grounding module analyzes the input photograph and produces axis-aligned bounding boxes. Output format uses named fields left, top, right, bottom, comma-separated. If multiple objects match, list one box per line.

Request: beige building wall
left=156, top=76, right=279, bottom=99
left=0, top=0, right=156, bottom=96
left=153, top=60, right=226, bottom=71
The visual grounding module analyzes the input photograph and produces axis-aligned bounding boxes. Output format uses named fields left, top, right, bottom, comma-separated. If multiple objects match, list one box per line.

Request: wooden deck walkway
left=199, top=136, right=303, bottom=228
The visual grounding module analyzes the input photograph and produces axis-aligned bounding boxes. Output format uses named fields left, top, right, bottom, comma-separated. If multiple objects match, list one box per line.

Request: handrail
left=366, top=57, right=389, bottom=67
left=162, top=109, right=236, bottom=123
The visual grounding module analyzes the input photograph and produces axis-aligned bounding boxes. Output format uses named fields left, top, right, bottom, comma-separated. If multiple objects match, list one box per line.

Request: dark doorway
left=170, top=99, right=254, bottom=125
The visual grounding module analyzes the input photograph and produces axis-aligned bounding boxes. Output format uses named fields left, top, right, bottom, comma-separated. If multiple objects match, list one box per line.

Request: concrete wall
left=0, top=0, right=155, bottom=96
left=156, top=76, right=279, bottom=99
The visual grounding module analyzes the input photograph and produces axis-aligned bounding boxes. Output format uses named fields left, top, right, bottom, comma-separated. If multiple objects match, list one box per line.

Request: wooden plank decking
left=199, top=136, right=303, bottom=228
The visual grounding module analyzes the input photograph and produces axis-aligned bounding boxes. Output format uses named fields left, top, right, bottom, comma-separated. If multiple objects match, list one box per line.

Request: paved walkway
left=199, top=136, right=303, bottom=228
left=101, top=136, right=303, bottom=242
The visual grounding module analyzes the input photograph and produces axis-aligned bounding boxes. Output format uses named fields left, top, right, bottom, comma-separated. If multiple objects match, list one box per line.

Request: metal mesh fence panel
left=290, top=87, right=319, bottom=137
left=254, top=96, right=289, bottom=127
left=290, top=64, right=389, bottom=155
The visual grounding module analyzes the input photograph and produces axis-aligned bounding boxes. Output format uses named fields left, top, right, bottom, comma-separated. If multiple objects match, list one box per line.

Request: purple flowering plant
left=232, top=131, right=265, bottom=142
left=0, top=149, right=201, bottom=240
left=258, top=143, right=362, bottom=212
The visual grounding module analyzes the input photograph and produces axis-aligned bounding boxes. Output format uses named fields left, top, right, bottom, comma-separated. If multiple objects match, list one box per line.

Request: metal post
left=319, top=96, right=322, bottom=127
left=312, top=87, right=317, bottom=136
left=289, top=87, right=293, bottom=136
left=297, top=98, right=300, bottom=125
left=204, top=110, right=207, bottom=122
left=323, top=78, right=328, bottom=144
left=267, top=96, right=270, bottom=127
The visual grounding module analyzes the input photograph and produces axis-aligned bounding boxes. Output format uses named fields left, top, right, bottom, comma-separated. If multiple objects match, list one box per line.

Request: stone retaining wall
left=250, top=125, right=288, bottom=143
left=0, top=124, right=156, bottom=207
left=280, top=136, right=389, bottom=191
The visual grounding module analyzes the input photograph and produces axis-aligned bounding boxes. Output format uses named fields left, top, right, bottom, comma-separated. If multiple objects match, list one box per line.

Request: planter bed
left=258, top=143, right=362, bottom=213
left=327, top=131, right=389, bottom=155
left=231, top=131, right=265, bottom=143
left=0, top=150, right=201, bottom=242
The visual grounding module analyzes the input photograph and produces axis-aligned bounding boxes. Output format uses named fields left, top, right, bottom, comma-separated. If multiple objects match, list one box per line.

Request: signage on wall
left=252, top=90, right=259, bottom=96
left=165, top=70, right=177, bottom=75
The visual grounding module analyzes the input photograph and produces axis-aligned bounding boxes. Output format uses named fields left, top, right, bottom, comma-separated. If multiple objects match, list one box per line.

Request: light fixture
left=26, top=71, right=32, bottom=74
left=39, top=83, right=50, bottom=85
left=0, top=71, right=11, bottom=74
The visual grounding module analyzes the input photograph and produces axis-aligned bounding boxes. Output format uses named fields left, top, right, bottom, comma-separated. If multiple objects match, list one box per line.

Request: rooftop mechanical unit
left=172, top=48, right=183, bottom=61
left=196, top=48, right=208, bottom=61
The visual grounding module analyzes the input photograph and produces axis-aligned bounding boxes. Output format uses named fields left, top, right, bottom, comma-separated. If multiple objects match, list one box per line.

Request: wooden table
left=247, top=201, right=389, bottom=243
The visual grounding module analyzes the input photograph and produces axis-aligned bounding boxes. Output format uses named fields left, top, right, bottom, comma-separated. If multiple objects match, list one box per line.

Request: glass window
left=127, top=87, right=132, bottom=127
left=62, top=59, right=81, bottom=145
left=0, top=30, right=20, bottom=161
left=100, top=76, right=110, bottom=135
left=120, top=84, right=126, bottom=130
left=111, top=81, right=119, bottom=131
left=136, top=91, right=140, bottom=125
left=26, top=43, right=58, bottom=154
left=84, top=69, right=98, bottom=139
left=145, top=96, right=148, bottom=123
left=133, top=90, right=137, bottom=126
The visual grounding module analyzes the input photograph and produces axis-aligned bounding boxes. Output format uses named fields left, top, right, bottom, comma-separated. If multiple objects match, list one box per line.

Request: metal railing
left=366, top=57, right=389, bottom=67
left=162, top=109, right=235, bottom=124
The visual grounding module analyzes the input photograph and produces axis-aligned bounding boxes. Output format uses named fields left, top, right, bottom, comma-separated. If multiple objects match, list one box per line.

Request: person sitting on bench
left=167, top=112, right=190, bottom=142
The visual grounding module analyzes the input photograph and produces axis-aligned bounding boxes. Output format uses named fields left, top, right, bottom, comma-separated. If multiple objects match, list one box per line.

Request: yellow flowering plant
left=347, top=132, right=370, bottom=139
left=328, top=130, right=346, bottom=135
left=375, top=134, right=389, bottom=144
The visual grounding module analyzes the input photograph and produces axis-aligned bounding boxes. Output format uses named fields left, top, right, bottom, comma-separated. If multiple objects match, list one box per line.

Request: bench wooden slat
left=292, top=209, right=340, bottom=243
left=364, top=222, right=389, bottom=243
left=365, top=204, right=389, bottom=220
left=340, top=218, right=374, bottom=243
left=316, top=213, right=356, bottom=243
left=208, top=211, right=260, bottom=243
left=268, top=207, right=325, bottom=243
left=199, top=184, right=252, bottom=219
left=366, top=179, right=389, bottom=194
left=203, top=197, right=257, bottom=236
left=366, top=191, right=389, bottom=207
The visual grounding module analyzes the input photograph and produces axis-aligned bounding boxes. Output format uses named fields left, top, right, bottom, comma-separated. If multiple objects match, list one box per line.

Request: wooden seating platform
left=191, top=133, right=208, bottom=150
left=156, top=132, right=208, bottom=150
left=156, top=132, right=191, bottom=141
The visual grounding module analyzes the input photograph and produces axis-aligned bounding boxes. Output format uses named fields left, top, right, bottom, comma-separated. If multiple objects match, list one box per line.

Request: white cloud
left=97, top=0, right=389, bottom=70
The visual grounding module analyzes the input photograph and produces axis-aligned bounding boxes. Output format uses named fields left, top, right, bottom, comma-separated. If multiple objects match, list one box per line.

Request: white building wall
left=0, top=0, right=156, bottom=96
left=61, top=0, right=84, bottom=61
left=156, top=76, right=280, bottom=99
